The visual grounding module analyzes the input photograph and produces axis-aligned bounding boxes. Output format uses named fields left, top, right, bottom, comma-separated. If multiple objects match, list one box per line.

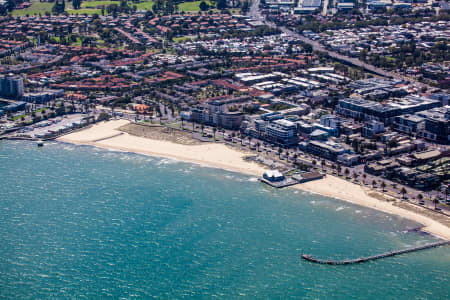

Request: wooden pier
left=302, top=240, right=450, bottom=265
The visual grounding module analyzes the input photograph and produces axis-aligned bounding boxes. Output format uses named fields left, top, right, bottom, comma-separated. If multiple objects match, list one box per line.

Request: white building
left=265, top=119, right=298, bottom=146
left=263, top=170, right=285, bottom=182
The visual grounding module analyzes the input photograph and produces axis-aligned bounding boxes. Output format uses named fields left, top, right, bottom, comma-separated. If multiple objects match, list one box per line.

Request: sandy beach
left=58, top=120, right=267, bottom=176
left=58, top=120, right=450, bottom=240
left=299, top=176, right=450, bottom=240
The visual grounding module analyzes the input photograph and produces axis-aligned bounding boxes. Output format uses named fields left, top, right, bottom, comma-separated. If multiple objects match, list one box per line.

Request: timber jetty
left=302, top=240, right=450, bottom=265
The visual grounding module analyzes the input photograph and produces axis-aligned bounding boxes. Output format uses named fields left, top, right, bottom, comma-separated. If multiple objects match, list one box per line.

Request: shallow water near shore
left=1, top=141, right=449, bottom=299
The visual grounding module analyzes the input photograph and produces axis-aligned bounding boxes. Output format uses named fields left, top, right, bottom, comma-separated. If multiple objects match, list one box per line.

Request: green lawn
left=66, top=8, right=102, bottom=15
left=35, top=107, right=48, bottom=113
left=134, top=0, right=154, bottom=10
left=11, top=0, right=212, bottom=16
left=173, top=36, right=192, bottom=43
left=71, top=37, right=83, bottom=46
left=81, top=0, right=120, bottom=8
left=80, top=0, right=154, bottom=10
left=178, top=0, right=214, bottom=12
left=11, top=1, right=54, bottom=16
left=12, top=114, right=26, bottom=121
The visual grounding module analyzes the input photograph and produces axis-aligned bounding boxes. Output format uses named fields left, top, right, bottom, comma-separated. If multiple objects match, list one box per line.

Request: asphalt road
left=247, top=1, right=425, bottom=84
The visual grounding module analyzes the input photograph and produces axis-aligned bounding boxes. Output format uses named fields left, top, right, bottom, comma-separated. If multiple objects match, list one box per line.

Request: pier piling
left=302, top=241, right=450, bottom=265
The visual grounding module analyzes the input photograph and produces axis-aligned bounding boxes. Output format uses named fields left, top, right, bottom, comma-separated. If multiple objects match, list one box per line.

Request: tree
left=400, top=187, right=407, bottom=199
left=52, top=0, right=65, bottom=14
left=278, top=147, right=282, bottom=158
left=344, top=168, right=350, bottom=178
left=199, top=1, right=209, bottom=11
left=418, top=193, right=423, bottom=202
left=242, top=0, right=250, bottom=13
left=217, top=0, right=227, bottom=10
left=97, top=112, right=111, bottom=122
left=73, top=0, right=82, bottom=9
left=372, top=180, right=377, bottom=187
left=321, top=160, right=326, bottom=170
left=363, top=173, right=367, bottom=184
left=201, top=124, right=205, bottom=134
left=443, top=186, right=449, bottom=204
left=381, top=181, right=386, bottom=192
left=303, top=43, right=313, bottom=53
left=432, top=197, right=440, bottom=210
left=213, top=127, right=217, bottom=140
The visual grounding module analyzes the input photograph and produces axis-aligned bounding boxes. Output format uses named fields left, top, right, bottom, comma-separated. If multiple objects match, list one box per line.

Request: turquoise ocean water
left=0, top=141, right=449, bottom=299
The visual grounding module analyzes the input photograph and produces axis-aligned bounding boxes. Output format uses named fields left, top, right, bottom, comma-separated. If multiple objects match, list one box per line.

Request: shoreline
left=57, top=120, right=267, bottom=177
left=56, top=120, right=450, bottom=240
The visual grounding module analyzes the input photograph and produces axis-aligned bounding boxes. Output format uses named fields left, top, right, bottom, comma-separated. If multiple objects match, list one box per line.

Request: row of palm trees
left=178, top=123, right=446, bottom=211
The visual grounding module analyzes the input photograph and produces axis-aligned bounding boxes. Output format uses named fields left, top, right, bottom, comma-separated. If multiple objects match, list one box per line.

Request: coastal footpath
left=57, top=120, right=450, bottom=240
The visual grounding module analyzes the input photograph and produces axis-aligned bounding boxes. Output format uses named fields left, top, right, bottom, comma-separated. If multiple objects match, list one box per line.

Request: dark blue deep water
left=0, top=141, right=449, bottom=299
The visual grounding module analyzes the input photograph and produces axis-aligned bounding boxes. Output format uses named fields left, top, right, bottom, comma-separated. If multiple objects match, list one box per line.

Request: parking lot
left=25, top=114, right=88, bottom=138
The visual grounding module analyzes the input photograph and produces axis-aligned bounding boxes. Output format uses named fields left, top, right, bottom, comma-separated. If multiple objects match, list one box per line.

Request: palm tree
left=231, top=132, right=236, bottom=139
left=321, top=160, right=326, bottom=170
left=381, top=181, right=386, bottom=192
left=418, top=193, right=423, bottom=203
left=372, top=179, right=377, bottom=187
left=344, top=168, right=350, bottom=178
left=312, top=160, right=317, bottom=168
left=400, top=187, right=407, bottom=199
left=213, top=127, right=217, bottom=140
left=293, top=153, right=298, bottom=164
left=331, top=164, right=336, bottom=173
left=433, top=198, right=440, bottom=210
left=201, top=124, right=205, bottom=135
left=443, top=186, right=449, bottom=204
left=256, top=142, right=261, bottom=152
left=278, top=147, right=282, bottom=158
left=181, top=118, right=184, bottom=129
left=362, top=173, right=367, bottom=184
left=337, top=165, right=342, bottom=175
left=353, top=172, right=358, bottom=182
left=192, top=121, right=195, bottom=132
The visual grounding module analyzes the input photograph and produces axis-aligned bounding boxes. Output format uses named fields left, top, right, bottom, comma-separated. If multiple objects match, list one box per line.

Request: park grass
left=80, top=0, right=154, bottom=10
left=81, top=0, right=120, bottom=8
left=11, top=0, right=214, bottom=16
left=10, top=1, right=54, bottom=16
left=71, top=37, right=83, bottom=46
left=178, top=0, right=214, bottom=12
left=134, top=0, right=154, bottom=10
left=173, top=36, right=191, bottom=43
left=385, top=56, right=396, bottom=62
left=66, top=8, right=102, bottom=15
